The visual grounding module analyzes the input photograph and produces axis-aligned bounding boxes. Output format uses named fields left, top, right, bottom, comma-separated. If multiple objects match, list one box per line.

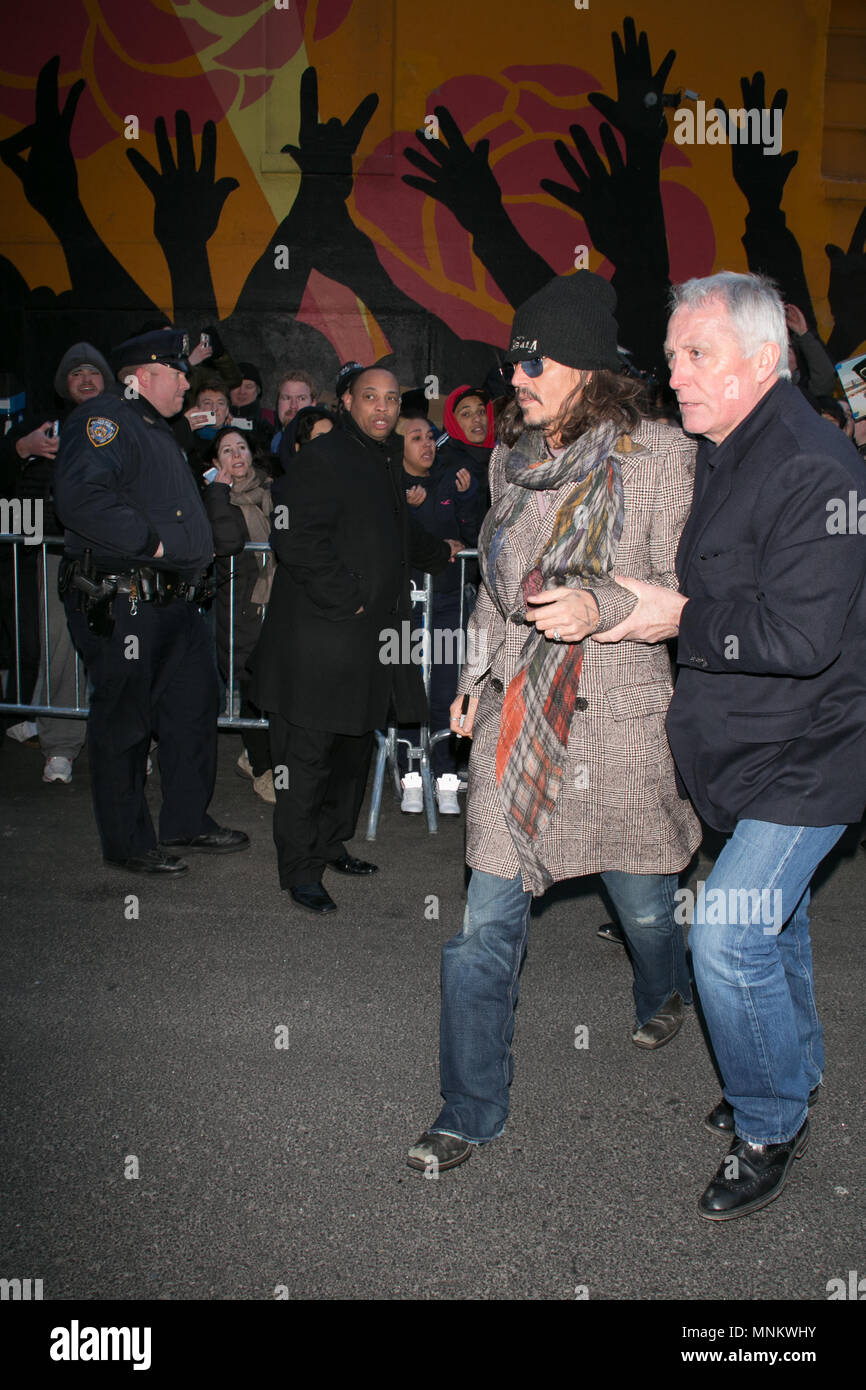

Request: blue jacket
left=403, top=459, right=481, bottom=596
left=667, top=379, right=866, bottom=832
left=54, top=391, right=213, bottom=578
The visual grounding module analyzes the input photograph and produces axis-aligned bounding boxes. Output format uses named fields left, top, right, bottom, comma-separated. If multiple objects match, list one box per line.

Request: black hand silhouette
left=826, top=206, right=866, bottom=360
left=281, top=66, right=378, bottom=197
left=542, top=123, right=648, bottom=270
left=126, top=112, right=238, bottom=246
left=588, top=16, right=675, bottom=159
left=402, top=105, right=503, bottom=232
left=714, top=73, right=796, bottom=211
left=0, top=56, right=85, bottom=229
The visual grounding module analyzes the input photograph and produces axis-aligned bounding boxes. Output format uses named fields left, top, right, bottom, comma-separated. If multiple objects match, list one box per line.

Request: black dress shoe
left=697, top=1119, right=809, bottom=1221
left=288, top=882, right=337, bottom=914
left=104, top=849, right=189, bottom=875
left=704, top=1085, right=820, bottom=1137
left=407, top=1131, right=473, bottom=1173
left=161, top=827, right=250, bottom=854
left=597, top=921, right=626, bottom=946
left=326, top=854, right=378, bottom=876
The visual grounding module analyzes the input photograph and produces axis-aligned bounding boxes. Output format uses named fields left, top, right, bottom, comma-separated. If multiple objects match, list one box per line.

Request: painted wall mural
left=0, top=0, right=863, bottom=413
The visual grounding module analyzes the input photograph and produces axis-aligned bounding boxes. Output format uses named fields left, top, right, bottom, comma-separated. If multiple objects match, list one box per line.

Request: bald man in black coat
left=251, top=368, right=455, bottom=912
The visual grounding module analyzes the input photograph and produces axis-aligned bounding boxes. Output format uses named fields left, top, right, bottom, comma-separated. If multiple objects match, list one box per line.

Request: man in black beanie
left=408, top=271, right=701, bottom=1175
left=229, top=360, right=274, bottom=451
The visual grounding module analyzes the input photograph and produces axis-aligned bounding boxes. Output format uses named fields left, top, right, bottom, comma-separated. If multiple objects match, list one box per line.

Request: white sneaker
left=401, top=772, right=424, bottom=813
left=6, top=720, right=38, bottom=742
left=436, top=774, right=461, bottom=815
left=43, top=756, right=72, bottom=783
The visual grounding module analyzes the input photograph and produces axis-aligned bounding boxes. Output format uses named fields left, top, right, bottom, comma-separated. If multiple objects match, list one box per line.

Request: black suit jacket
left=250, top=414, right=450, bottom=735
left=666, top=380, right=866, bottom=833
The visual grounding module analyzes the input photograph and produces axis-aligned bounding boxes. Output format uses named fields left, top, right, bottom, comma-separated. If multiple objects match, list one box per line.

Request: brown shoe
left=407, top=1131, right=473, bottom=1174
left=631, top=992, right=685, bottom=1050
left=253, top=770, right=276, bottom=804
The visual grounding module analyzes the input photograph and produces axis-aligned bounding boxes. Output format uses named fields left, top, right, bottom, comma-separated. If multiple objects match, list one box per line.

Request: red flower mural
left=355, top=65, right=715, bottom=346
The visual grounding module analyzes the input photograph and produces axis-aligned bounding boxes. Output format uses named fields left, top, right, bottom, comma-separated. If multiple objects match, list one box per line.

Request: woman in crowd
left=437, top=384, right=497, bottom=511
left=273, top=406, right=335, bottom=476
left=203, top=427, right=275, bottom=803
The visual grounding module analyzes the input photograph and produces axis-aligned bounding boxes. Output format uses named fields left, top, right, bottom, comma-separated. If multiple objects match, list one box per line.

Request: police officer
left=54, top=329, right=249, bottom=874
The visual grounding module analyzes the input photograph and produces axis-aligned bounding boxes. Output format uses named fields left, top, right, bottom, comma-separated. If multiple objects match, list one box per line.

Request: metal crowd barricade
left=0, top=533, right=88, bottom=720
left=364, top=549, right=478, bottom=840
left=0, top=534, right=269, bottom=729
left=1, top=533, right=478, bottom=839
left=217, top=540, right=269, bottom=730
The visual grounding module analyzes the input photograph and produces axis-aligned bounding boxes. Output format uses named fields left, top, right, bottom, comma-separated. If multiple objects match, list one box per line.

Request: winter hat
left=335, top=360, right=365, bottom=397
left=505, top=271, right=620, bottom=372
left=236, top=361, right=263, bottom=394
left=54, top=342, right=113, bottom=398
left=443, top=384, right=495, bottom=448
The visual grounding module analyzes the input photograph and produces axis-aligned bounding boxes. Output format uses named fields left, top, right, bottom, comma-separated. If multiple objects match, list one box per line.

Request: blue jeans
left=689, top=820, right=846, bottom=1145
left=431, top=865, right=691, bottom=1144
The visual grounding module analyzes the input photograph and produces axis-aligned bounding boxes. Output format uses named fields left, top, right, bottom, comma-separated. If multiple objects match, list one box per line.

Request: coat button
left=574, top=697, right=588, bottom=711
left=490, top=677, right=504, bottom=693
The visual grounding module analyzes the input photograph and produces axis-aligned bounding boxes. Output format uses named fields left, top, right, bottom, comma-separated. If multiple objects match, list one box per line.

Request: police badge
left=87, top=417, right=119, bottom=447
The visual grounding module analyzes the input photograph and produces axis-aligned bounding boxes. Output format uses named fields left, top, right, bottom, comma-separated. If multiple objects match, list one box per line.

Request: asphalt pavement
left=1, top=730, right=864, bottom=1308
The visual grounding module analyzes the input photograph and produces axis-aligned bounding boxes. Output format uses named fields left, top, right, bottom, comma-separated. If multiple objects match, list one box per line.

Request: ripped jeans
left=431, top=866, right=690, bottom=1143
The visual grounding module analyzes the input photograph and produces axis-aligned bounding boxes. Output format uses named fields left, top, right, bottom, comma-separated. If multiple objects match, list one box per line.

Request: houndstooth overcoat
left=457, top=418, right=702, bottom=895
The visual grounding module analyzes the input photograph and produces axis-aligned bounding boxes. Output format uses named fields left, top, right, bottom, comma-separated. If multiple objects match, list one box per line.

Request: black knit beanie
left=505, top=271, right=620, bottom=371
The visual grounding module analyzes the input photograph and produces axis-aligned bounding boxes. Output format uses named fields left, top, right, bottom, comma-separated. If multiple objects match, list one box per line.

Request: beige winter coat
left=457, top=418, right=702, bottom=894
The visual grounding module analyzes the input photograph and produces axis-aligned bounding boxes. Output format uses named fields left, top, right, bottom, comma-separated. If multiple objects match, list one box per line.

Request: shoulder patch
left=87, top=416, right=119, bottom=447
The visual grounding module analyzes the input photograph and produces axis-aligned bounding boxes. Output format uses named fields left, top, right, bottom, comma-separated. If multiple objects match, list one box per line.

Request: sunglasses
left=502, top=357, right=546, bottom=380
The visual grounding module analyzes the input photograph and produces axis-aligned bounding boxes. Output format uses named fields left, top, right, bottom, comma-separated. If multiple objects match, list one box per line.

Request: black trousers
left=268, top=712, right=374, bottom=887
left=238, top=678, right=271, bottom=777
left=66, top=594, right=219, bottom=860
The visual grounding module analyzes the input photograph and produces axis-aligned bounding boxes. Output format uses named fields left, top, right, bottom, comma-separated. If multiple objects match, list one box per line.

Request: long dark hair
left=207, top=425, right=268, bottom=474
left=497, top=368, right=649, bottom=448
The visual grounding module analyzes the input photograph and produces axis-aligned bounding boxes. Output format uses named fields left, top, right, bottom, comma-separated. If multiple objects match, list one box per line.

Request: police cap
left=112, top=328, right=191, bottom=377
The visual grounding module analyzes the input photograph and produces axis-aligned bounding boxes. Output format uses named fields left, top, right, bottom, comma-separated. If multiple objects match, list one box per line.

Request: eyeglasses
left=502, top=357, right=546, bottom=381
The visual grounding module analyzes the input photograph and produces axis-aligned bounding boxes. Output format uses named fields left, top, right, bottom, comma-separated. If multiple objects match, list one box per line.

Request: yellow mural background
left=0, top=0, right=862, bottom=342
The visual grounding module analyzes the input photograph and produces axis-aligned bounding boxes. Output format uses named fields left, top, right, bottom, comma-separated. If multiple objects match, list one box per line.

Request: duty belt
left=94, top=568, right=209, bottom=604
left=60, top=556, right=210, bottom=605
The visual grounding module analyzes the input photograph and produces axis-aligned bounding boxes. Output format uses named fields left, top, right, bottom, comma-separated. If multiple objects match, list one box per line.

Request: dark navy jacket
left=667, top=379, right=866, bottom=832
left=54, top=391, right=213, bottom=579
left=402, top=459, right=481, bottom=597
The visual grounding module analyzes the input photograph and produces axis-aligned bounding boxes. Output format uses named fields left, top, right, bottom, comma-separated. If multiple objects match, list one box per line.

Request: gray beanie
left=54, top=342, right=113, bottom=399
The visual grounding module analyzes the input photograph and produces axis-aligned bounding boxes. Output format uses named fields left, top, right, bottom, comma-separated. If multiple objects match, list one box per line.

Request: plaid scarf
left=480, top=421, right=624, bottom=885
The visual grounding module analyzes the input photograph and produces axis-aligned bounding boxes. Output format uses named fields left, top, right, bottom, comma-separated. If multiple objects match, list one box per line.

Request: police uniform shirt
left=54, top=391, right=213, bottom=579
